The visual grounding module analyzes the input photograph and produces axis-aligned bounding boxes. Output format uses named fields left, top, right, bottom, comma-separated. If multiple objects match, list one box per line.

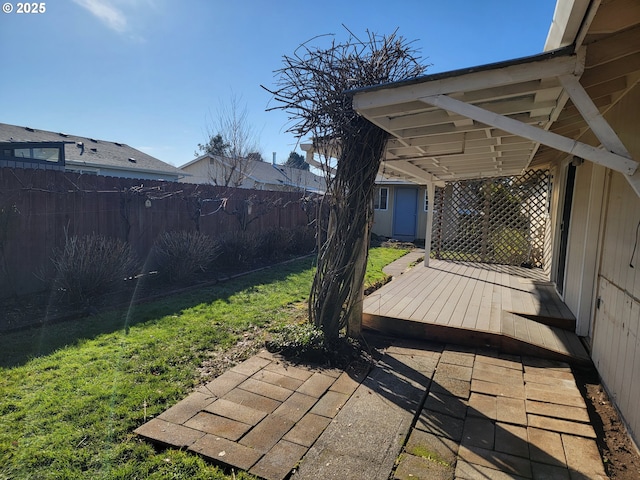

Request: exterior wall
left=179, top=160, right=211, bottom=184
left=417, top=187, right=428, bottom=240
left=372, top=185, right=428, bottom=241
left=563, top=161, right=606, bottom=336
left=66, top=165, right=180, bottom=182
left=559, top=84, right=640, bottom=447
left=591, top=171, right=640, bottom=447
left=372, top=188, right=394, bottom=237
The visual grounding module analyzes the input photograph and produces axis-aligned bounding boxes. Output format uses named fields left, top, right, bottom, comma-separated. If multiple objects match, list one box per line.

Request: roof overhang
left=351, top=43, right=639, bottom=192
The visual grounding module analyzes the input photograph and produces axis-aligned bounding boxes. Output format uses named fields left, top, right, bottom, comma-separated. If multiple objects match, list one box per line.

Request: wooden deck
left=363, top=259, right=591, bottom=364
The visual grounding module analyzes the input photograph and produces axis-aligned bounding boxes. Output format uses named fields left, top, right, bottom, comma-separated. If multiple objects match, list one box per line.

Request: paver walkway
left=135, top=351, right=369, bottom=480
left=136, top=338, right=608, bottom=479
left=135, top=251, right=607, bottom=479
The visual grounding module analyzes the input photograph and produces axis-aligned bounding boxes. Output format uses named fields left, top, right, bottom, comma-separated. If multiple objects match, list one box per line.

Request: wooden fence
left=0, top=168, right=315, bottom=298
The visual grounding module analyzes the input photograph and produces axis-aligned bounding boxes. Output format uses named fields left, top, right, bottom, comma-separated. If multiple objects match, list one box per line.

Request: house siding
left=372, top=193, right=394, bottom=238
left=180, top=160, right=211, bottom=184
left=372, top=185, right=428, bottom=241
left=566, top=84, right=640, bottom=448
left=563, top=161, right=606, bottom=336
left=591, top=171, right=640, bottom=447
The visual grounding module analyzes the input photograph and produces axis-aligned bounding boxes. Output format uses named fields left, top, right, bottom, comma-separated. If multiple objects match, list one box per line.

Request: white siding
left=563, top=162, right=606, bottom=336
left=589, top=84, right=640, bottom=447
left=591, top=172, right=640, bottom=445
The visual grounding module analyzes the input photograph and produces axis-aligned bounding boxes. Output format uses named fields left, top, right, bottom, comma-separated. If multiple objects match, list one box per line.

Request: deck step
left=362, top=259, right=588, bottom=365
left=500, top=311, right=590, bottom=364
left=505, top=311, right=576, bottom=331
left=362, top=312, right=591, bottom=366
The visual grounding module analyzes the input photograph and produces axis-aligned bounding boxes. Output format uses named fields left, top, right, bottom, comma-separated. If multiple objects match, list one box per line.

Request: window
left=424, top=189, right=429, bottom=212
left=1, top=142, right=65, bottom=169
left=374, top=187, right=388, bottom=210
left=12, top=146, right=59, bottom=162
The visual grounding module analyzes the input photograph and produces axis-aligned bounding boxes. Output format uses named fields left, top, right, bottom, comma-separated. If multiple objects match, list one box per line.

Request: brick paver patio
left=135, top=350, right=369, bottom=480
left=136, top=340, right=607, bottom=480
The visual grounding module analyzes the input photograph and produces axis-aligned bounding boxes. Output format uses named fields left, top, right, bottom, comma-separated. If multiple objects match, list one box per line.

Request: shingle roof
left=181, top=154, right=326, bottom=192
left=0, top=122, right=183, bottom=178
left=248, top=159, right=325, bottom=191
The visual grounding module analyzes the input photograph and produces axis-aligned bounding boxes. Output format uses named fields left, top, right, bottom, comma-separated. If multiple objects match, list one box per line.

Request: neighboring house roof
left=0, top=122, right=183, bottom=180
left=180, top=154, right=326, bottom=193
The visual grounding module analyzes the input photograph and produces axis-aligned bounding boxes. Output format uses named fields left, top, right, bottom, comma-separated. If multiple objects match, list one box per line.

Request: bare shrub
left=259, top=228, right=292, bottom=261
left=215, top=230, right=261, bottom=269
left=152, top=231, right=221, bottom=283
left=51, top=233, right=139, bottom=305
left=214, top=227, right=315, bottom=270
left=285, top=226, right=316, bottom=255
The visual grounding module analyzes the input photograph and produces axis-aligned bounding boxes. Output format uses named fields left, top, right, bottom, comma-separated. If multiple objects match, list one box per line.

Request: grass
left=364, top=246, right=410, bottom=290
left=0, top=247, right=411, bottom=479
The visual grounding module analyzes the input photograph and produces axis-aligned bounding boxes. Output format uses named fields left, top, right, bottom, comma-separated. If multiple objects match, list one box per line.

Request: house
left=179, top=153, right=326, bottom=193
left=372, top=177, right=430, bottom=242
left=348, top=0, right=640, bottom=448
left=0, top=123, right=184, bottom=181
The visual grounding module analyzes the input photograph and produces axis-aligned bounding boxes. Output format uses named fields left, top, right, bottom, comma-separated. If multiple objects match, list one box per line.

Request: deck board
left=476, top=268, right=494, bottom=332
left=363, top=259, right=589, bottom=364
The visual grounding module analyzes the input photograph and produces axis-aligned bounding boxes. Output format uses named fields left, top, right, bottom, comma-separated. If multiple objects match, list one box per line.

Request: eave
left=351, top=35, right=640, bottom=195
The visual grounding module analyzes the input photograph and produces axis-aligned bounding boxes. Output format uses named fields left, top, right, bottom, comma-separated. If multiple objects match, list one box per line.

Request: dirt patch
left=574, top=366, right=640, bottom=479
left=196, top=328, right=264, bottom=381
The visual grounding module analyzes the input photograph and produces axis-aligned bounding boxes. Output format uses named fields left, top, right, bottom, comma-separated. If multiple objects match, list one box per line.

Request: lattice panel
left=433, top=170, right=550, bottom=268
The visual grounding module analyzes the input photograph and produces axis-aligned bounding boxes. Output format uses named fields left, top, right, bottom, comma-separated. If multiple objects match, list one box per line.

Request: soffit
left=352, top=48, right=578, bottom=184
left=532, top=0, right=640, bottom=168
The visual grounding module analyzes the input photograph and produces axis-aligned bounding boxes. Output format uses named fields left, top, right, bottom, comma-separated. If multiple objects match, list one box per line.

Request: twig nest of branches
left=264, top=28, right=428, bottom=341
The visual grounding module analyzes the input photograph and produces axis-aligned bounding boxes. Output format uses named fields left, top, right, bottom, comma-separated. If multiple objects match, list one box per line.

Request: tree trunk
left=309, top=123, right=385, bottom=342
left=346, top=225, right=370, bottom=337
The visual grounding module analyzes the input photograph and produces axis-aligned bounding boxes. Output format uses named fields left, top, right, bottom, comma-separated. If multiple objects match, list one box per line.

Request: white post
left=424, top=181, right=435, bottom=267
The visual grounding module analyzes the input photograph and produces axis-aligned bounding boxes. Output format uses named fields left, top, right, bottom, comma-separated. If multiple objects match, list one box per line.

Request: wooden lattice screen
left=432, top=169, right=550, bottom=268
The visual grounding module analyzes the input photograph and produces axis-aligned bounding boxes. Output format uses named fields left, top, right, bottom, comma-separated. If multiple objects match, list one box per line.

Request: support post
left=424, top=181, right=435, bottom=267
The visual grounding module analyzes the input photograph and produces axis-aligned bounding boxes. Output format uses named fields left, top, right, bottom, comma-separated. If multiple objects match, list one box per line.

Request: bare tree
left=264, top=29, right=426, bottom=341
left=197, top=94, right=263, bottom=188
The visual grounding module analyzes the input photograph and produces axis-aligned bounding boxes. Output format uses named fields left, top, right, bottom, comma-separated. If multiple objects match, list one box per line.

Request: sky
left=0, top=0, right=558, bottom=168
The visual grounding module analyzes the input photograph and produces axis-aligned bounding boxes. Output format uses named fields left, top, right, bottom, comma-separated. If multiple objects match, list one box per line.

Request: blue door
left=392, top=188, right=418, bottom=241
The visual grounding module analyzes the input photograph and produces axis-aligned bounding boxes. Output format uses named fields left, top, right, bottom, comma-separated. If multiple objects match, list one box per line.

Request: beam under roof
left=349, top=44, right=638, bottom=196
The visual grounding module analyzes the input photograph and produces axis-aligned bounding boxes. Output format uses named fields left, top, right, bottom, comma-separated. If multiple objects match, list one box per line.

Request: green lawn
left=0, top=247, right=409, bottom=479
left=365, top=246, right=411, bottom=289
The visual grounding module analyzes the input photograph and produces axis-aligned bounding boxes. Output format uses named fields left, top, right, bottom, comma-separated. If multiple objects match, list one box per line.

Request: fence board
left=0, top=168, right=316, bottom=297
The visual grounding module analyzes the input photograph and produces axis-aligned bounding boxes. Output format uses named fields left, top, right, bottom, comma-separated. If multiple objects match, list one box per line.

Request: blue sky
left=0, top=0, right=557, bottom=167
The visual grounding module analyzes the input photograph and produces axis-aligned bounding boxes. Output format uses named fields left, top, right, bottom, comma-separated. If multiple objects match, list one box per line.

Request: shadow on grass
left=0, top=257, right=314, bottom=369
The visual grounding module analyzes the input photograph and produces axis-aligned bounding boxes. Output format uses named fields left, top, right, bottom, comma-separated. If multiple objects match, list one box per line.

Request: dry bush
left=51, top=234, right=139, bottom=305
left=215, top=230, right=261, bottom=268
left=153, top=230, right=221, bottom=283
left=287, top=226, right=316, bottom=255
